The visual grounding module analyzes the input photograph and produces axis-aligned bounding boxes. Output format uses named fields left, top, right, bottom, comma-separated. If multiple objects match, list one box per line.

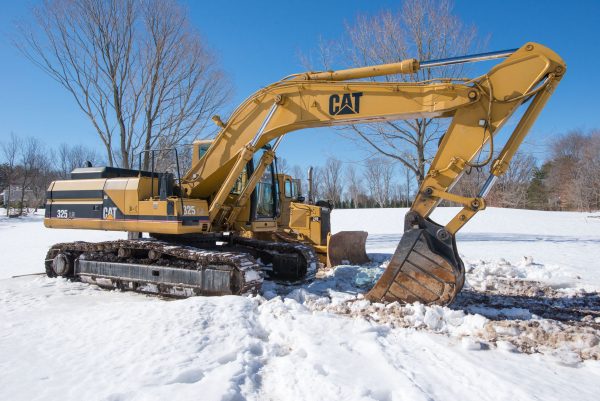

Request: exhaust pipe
left=307, top=166, right=314, bottom=204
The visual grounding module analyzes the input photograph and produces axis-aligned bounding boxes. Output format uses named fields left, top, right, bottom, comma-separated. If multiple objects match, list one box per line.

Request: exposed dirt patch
left=268, top=265, right=600, bottom=362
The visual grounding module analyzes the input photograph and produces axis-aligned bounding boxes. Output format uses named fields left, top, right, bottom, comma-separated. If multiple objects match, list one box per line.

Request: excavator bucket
left=366, top=214, right=465, bottom=306
left=327, top=231, right=370, bottom=267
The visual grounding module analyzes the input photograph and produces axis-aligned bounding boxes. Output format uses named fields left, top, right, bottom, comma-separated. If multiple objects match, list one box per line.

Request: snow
left=1, top=208, right=599, bottom=401
left=0, top=212, right=123, bottom=279
left=334, top=207, right=600, bottom=289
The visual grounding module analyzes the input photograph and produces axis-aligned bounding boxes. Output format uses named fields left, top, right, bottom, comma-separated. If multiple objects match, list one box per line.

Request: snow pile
left=285, top=288, right=489, bottom=337
left=264, top=258, right=600, bottom=363
left=334, top=207, right=600, bottom=289
left=465, top=257, right=561, bottom=289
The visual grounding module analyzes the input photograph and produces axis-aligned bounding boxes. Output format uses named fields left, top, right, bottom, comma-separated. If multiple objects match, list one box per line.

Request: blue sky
left=1, top=0, right=599, bottom=169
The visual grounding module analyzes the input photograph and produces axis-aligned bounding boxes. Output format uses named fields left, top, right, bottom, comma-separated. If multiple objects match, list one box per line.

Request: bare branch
left=14, top=0, right=230, bottom=169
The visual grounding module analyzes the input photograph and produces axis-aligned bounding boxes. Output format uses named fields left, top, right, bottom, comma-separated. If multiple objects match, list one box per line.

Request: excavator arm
left=185, top=42, right=565, bottom=304
left=367, top=44, right=566, bottom=304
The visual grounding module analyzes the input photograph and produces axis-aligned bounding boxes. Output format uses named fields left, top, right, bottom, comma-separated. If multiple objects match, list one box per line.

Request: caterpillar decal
left=328, top=92, right=363, bottom=115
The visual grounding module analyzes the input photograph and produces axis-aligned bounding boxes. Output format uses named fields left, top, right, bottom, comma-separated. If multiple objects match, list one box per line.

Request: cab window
left=292, top=179, right=300, bottom=198
left=284, top=180, right=292, bottom=198
left=198, top=144, right=210, bottom=159
left=256, top=170, right=275, bottom=218
left=231, top=166, right=248, bottom=195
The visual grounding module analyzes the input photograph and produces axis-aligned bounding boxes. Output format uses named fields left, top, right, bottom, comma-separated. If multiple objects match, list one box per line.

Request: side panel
left=44, top=176, right=210, bottom=235
left=103, top=178, right=128, bottom=221
left=45, top=178, right=105, bottom=221
left=288, top=203, right=327, bottom=246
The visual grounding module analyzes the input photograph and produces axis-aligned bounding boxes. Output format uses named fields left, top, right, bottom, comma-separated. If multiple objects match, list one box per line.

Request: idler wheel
left=52, top=253, right=74, bottom=277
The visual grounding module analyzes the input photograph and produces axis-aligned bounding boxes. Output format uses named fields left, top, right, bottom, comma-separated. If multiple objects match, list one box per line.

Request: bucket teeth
left=366, top=216, right=465, bottom=305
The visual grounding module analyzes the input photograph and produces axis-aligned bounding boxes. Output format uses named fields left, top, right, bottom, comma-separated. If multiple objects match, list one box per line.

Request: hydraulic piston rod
left=300, top=48, right=518, bottom=81
left=420, top=48, right=518, bottom=69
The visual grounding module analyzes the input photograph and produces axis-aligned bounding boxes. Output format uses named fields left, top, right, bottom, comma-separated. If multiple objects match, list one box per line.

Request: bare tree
left=546, top=130, right=589, bottom=210
left=307, top=0, right=478, bottom=186
left=1, top=133, right=21, bottom=215
left=0, top=164, right=8, bottom=193
left=451, top=151, right=535, bottom=209
left=276, top=157, right=290, bottom=175
left=57, top=143, right=101, bottom=178
left=137, top=0, right=229, bottom=169
left=321, top=157, right=344, bottom=206
left=290, top=165, right=306, bottom=197
left=450, top=166, right=486, bottom=200
left=310, top=166, right=325, bottom=201
left=30, top=151, right=54, bottom=212
left=364, top=157, right=395, bottom=207
left=16, top=0, right=229, bottom=169
left=573, top=131, right=600, bottom=211
left=18, top=137, right=47, bottom=214
left=548, top=130, right=600, bottom=211
left=489, top=153, right=536, bottom=208
left=345, top=164, right=364, bottom=208
left=391, top=183, right=408, bottom=207
left=581, top=131, right=600, bottom=210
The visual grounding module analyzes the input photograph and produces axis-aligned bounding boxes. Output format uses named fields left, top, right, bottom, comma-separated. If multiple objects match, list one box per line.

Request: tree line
left=528, top=130, right=600, bottom=211
left=280, top=129, right=600, bottom=212
left=1, top=128, right=598, bottom=214
left=0, top=133, right=101, bottom=215
left=279, top=157, right=413, bottom=209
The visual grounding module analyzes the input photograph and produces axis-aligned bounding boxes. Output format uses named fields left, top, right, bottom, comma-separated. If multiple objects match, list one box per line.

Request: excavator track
left=151, top=233, right=319, bottom=284
left=44, top=239, right=263, bottom=297
left=232, top=236, right=319, bottom=283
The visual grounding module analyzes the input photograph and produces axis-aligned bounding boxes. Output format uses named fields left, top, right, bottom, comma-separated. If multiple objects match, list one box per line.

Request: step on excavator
left=44, top=42, right=565, bottom=305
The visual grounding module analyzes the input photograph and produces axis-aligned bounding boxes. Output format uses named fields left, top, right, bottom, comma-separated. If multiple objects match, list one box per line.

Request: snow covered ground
left=1, top=208, right=599, bottom=401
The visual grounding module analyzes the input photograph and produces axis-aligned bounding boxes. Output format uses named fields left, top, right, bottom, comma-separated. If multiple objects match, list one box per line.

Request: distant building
left=1, top=186, right=36, bottom=207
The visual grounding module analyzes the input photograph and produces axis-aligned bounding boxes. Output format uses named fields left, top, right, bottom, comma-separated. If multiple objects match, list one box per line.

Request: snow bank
left=265, top=260, right=600, bottom=362
left=332, top=206, right=600, bottom=236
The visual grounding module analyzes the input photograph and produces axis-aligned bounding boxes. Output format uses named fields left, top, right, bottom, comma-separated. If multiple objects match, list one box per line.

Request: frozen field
left=1, top=208, right=599, bottom=401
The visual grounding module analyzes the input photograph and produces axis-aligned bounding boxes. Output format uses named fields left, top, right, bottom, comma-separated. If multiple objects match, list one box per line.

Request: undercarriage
left=44, top=235, right=318, bottom=298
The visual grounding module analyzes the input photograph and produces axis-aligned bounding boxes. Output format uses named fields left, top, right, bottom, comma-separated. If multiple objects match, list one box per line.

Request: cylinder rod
left=477, top=174, right=498, bottom=198
left=250, top=103, right=278, bottom=147
left=420, top=48, right=518, bottom=69
left=272, top=136, right=284, bottom=151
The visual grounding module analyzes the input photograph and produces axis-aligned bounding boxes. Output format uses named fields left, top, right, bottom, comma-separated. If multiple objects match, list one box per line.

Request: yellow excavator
left=43, top=42, right=565, bottom=305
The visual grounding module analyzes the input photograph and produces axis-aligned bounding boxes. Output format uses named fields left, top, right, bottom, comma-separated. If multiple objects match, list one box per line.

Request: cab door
left=249, top=152, right=278, bottom=231
left=277, top=175, right=294, bottom=227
